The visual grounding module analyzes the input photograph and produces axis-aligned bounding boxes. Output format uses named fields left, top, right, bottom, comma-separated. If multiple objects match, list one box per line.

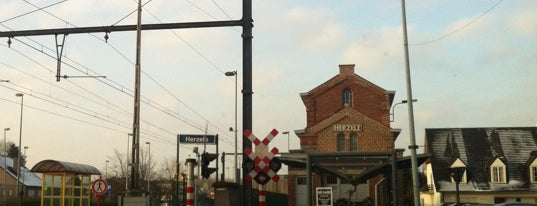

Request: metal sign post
left=91, top=178, right=108, bottom=206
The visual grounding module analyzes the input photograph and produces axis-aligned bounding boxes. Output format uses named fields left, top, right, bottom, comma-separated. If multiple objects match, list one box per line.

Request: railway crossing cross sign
left=243, top=129, right=282, bottom=185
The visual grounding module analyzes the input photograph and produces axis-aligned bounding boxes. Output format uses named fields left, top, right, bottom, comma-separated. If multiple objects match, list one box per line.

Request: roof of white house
left=0, top=156, right=42, bottom=187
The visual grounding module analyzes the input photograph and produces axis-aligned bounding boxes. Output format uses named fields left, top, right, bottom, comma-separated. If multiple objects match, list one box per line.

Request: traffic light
left=269, top=157, right=282, bottom=172
left=201, top=152, right=218, bottom=179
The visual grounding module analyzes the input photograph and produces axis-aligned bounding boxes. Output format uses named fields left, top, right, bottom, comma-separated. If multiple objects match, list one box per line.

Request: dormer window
left=342, top=88, right=352, bottom=107
left=450, top=158, right=467, bottom=183
left=490, top=158, right=507, bottom=183
left=529, top=158, right=537, bottom=183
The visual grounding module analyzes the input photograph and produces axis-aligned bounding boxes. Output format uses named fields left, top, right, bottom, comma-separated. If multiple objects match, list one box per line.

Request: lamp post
left=145, top=141, right=151, bottom=192
left=22, top=146, right=28, bottom=198
left=3, top=128, right=9, bottom=205
left=449, top=166, right=466, bottom=206
left=282, top=131, right=290, bottom=151
left=192, top=147, right=200, bottom=205
left=225, top=70, right=238, bottom=183
left=15, top=93, right=23, bottom=206
left=193, top=147, right=200, bottom=178
left=105, top=160, right=109, bottom=178
left=390, top=99, right=417, bottom=122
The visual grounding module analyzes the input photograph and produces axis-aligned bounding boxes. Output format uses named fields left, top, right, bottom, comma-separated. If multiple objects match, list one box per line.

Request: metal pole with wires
left=15, top=93, right=24, bottom=206
left=400, top=1, right=421, bottom=205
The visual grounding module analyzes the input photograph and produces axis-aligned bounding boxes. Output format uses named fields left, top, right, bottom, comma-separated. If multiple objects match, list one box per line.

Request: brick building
left=285, top=64, right=422, bottom=206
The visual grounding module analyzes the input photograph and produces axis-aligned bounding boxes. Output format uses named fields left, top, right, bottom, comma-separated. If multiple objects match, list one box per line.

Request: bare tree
left=106, top=149, right=128, bottom=178
left=159, top=157, right=181, bottom=180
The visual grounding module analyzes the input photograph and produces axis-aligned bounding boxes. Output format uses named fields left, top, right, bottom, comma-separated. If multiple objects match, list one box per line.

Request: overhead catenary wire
left=22, top=0, right=237, bottom=139
left=0, top=0, right=67, bottom=24
left=1, top=37, right=235, bottom=146
left=0, top=69, right=175, bottom=144
left=0, top=42, right=227, bottom=146
left=410, top=0, right=504, bottom=46
left=1, top=2, right=237, bottom=147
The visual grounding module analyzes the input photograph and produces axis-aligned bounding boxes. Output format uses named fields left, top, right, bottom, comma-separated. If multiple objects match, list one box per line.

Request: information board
left=316, top=187, right=333, bottom=206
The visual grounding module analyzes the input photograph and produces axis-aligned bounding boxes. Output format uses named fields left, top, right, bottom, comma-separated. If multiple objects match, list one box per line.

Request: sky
left=0, top=0, right=536, bottom=178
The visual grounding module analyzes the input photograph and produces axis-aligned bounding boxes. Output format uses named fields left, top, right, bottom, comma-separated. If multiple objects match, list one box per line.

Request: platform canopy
left=31, top=159, right=101, bottom=175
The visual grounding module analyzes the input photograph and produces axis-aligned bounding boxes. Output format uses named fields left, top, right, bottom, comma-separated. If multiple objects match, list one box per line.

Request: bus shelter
left=31, top=159, right=101, bottom=206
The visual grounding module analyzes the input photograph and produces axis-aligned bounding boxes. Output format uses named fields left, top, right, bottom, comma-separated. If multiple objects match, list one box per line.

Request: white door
left=295, top=176, right=308, bottom=206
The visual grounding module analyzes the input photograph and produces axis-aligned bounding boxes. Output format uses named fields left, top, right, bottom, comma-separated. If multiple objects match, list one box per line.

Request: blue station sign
left=178, top=134, right=217, bottom=145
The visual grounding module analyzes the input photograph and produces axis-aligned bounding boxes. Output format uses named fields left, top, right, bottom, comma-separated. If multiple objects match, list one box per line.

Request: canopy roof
left=31, top=159, right=101, bottom=175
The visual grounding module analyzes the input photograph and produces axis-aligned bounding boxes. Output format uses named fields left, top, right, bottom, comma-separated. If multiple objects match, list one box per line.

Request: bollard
left=185, top=158, right=197, bottom=206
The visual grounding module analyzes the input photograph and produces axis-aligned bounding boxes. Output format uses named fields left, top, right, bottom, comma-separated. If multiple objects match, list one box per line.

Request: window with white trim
left=530, top=158, right=537, bottom=183
left=490, top=158, right=507, bottom=183
left=491, top=166, right=505, bottom=183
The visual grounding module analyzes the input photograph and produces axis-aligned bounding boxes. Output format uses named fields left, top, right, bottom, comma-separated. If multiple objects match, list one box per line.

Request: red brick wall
left=302, top=65, right=391, bottom=129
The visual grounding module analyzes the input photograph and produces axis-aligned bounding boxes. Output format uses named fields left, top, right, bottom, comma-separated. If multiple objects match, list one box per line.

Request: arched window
left=337, top=133, right=345, bottom=152
left=350, top=133, right=358, bottom=151
left=342, top=88, right=352, bottom=107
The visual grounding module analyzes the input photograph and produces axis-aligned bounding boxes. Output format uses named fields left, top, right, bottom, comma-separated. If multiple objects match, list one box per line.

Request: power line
left=410, top=0, right=504, bottom=46
left=211, top=0, right=233, bottom=20
left=0, top=0, right=66, bottom=24
left=0, top=3, right=238, bottom=146
left=2, top=38, right=235, bottom=146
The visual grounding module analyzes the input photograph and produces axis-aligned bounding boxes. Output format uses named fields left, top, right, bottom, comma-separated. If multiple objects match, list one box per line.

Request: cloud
left=277, top=8, right=345, bottom=52
left=509, top=9, right=537, bottom=37
left=340, top=26, right=403, bottom=72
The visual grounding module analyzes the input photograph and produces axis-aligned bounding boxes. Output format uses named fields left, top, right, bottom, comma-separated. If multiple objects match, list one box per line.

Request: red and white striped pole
left=259, top=184, right=266, bottom=206
left=185, top=158, right=197, bottom=206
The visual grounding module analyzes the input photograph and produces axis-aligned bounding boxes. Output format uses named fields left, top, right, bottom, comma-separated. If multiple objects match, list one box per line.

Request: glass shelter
left=31, top=160, right=101, bottom=206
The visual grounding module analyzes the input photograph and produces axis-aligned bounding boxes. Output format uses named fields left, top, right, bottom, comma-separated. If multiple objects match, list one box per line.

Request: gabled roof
left=300, top=68, right=389, bottom=101
left=0, top=156, right=41, bottom=187
left=426, top=127, right=537, bottom=192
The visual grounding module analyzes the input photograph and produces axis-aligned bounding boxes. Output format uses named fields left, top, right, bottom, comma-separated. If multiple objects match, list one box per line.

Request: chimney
left=339, top=64, right=355, bottom=76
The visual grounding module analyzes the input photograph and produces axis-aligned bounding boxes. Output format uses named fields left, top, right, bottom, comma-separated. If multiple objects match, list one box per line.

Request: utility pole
left=400, top=1, right=421, bottom=205
left=130, top=0, right=142, bottom=192
left=241, top=0, right=254, bottom=205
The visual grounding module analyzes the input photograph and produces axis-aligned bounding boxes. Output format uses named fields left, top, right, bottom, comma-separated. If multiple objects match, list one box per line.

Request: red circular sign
left=91, top=179, right=108, bottom=196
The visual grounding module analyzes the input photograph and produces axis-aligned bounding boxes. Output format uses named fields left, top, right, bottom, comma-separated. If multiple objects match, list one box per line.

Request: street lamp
left=282, top=131, right=290, bottom=151
left=3, top=128, right=9, bottom=205
left=193, top=147, right=200, bottom=178
left=105, top=160, right=110, bottom=178
left=390, top=99, right=417, bottom=122
left=449, top=166, right=466, bottom=206
left=145, top=141, right=151, bottom=192
left=225, top=70, right=238, bottom=184
left=15, top=93, right=23, bottom=205
left=22, top=146, right=28, bottom=198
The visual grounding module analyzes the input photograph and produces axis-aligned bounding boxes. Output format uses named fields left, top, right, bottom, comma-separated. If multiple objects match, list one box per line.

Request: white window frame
left=530, top=158, right=537, bottom=183
left=490, top=158, right=507, bottom=183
